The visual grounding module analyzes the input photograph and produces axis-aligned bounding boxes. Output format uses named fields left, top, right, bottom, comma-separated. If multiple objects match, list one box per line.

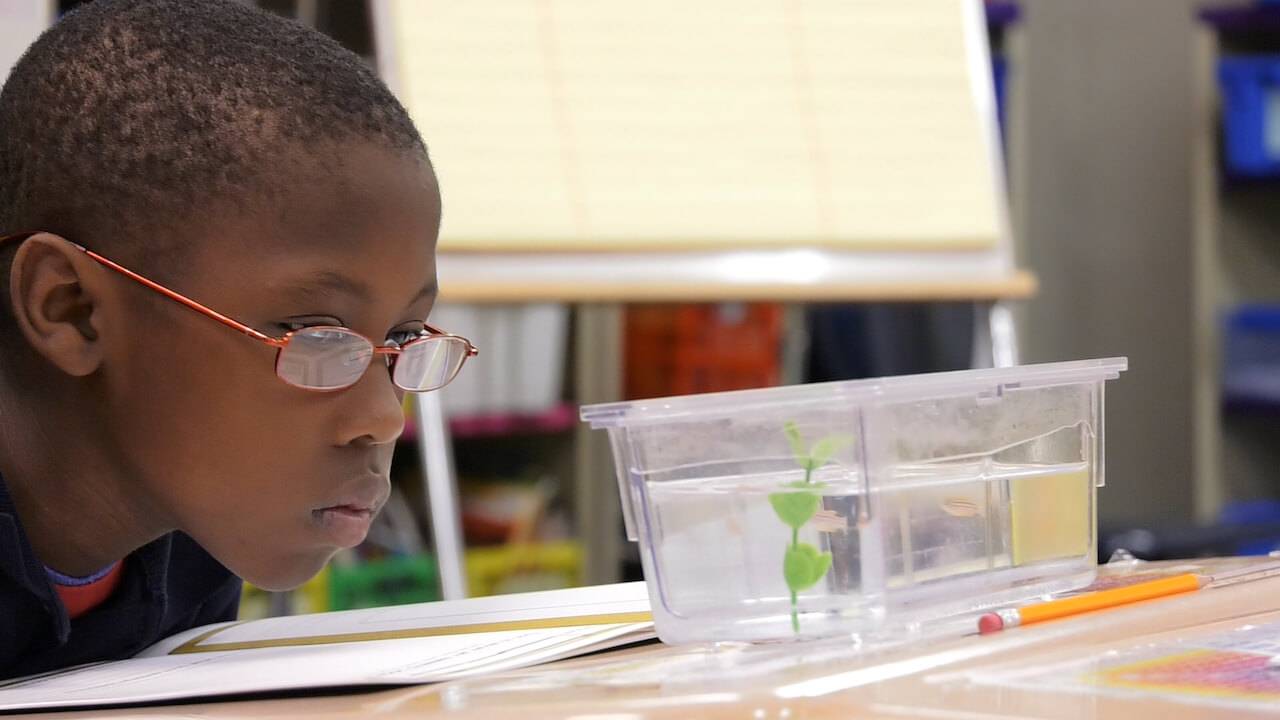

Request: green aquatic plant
left=767, top=421, right=848, bottom=633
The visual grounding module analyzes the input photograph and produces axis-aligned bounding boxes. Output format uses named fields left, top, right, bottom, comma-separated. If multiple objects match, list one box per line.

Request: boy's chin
left=230, top=548, right=336, bottom=593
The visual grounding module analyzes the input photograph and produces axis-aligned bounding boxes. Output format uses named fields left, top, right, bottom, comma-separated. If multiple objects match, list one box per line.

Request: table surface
left=30, top=557, right=1280, bottom=720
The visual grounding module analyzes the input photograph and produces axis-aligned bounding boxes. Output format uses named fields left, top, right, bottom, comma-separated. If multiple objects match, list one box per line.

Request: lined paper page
left=387, top=0, right=1003, bottom=251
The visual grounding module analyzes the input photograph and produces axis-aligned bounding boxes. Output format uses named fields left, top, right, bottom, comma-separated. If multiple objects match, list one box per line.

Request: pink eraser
left=977, top=613, right=1004, bottom=635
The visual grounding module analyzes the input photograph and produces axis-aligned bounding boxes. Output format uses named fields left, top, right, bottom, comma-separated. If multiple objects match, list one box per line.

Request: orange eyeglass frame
left=0, top=231, right=478, bottom=390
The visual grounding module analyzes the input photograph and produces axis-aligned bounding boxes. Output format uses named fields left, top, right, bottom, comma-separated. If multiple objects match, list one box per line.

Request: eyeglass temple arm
left=0, top=233, right=269, bottom=344
left=73, top=244, right=284, bottom=347
left=1, top=233, right=475, bottom=355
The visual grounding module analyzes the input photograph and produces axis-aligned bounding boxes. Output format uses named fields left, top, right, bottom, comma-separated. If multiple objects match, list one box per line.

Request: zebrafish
left=811, top=509, right=848, bottom=533
left=941, top=497, right=983, bottom=518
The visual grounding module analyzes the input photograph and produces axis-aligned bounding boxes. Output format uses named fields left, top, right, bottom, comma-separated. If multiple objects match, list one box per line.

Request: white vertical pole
left=370, top=0, right=468, bottom=600
left=972, top=301, right=1020, bottom=369
left=989, top=302, right=1020, bottom=368
left=415, top=391, right=468, bottom=600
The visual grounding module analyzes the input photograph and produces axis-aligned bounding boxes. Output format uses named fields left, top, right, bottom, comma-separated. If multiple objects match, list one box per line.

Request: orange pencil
left=977, top=561, right=1280, bottom=634
left=977, top=573, right=1203, bottom=634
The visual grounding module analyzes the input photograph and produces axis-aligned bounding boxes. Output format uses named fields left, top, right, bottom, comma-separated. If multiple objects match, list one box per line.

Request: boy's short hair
left=0, top=0, right=427, bottom=279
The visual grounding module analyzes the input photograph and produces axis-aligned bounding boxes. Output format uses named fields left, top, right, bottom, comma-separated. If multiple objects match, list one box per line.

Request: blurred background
left=3, top=0, right=1279, bottom=616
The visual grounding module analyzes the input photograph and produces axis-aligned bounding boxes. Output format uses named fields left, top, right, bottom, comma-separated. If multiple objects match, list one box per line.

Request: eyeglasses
left=0, top=232, right=477, bottom=393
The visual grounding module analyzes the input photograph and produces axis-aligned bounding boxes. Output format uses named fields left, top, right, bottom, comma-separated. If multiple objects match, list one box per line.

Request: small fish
left=941, top=497, right=983, bottom=518
left=811, top=509, right=848, bottom=533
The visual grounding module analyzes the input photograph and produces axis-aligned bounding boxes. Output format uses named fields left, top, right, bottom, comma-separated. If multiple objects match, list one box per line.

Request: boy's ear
left=8, top=233, right=106, bottom=378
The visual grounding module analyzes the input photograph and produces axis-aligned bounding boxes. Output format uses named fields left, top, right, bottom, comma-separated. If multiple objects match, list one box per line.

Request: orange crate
left=624, top=303, right=783, bottom=399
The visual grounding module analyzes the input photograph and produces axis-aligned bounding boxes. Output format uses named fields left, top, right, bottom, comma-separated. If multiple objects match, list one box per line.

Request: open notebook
left=0, top=582, right=653, bottom=712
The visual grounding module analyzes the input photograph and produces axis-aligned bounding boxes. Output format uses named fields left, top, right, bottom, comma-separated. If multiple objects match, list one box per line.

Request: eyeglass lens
left=276, top=327, right=468, bottom=392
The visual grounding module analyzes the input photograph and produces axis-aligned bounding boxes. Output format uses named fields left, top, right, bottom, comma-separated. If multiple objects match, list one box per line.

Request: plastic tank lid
left=581, top=357, right=1128, bottom=428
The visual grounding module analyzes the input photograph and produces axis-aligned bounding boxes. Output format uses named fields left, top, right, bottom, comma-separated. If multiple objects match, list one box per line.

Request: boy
left=0, top=0, right=472, bottom=678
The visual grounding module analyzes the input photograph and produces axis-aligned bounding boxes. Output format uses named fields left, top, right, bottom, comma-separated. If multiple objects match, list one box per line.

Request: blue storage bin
left=1219, top=500, right=1280, bottom=556
left=1223, top=304, right=1280, bottom=406
left=1219, top=57, right=1280, bottom=177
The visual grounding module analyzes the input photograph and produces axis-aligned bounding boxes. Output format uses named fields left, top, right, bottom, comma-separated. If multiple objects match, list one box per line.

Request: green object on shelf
left=328, top=554, right=441, bottom=611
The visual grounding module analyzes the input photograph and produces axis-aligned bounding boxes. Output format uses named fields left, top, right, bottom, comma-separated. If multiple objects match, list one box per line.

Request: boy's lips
left=313, top=506, right=375, bottom=548
left=318, top=484, right=387, bottom=514
left=312, top=478, right=388, bottom=548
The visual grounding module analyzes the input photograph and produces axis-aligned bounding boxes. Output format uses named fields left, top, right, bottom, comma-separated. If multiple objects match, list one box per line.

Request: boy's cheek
left=112, top=333, right=324, bottom=517
left=178, top=463, right=338, bottom=586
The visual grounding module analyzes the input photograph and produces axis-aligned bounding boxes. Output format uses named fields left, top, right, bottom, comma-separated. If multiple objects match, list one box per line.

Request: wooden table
left=31, top=557, right=1280, bottom=719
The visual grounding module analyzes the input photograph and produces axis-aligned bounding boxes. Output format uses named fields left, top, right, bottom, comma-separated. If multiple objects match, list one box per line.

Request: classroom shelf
left=1190, top=11, right=1280, bottom=522
left=450, top=404, right=577, bottom=439
left=400, top=403, right=578, bottom=443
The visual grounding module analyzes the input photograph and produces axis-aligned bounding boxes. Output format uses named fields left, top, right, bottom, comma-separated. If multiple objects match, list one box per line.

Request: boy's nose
left=333, top=362, right=406, bottom=448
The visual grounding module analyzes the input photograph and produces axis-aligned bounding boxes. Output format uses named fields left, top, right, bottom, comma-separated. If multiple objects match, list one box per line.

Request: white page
left=0, top=583, right=653, bottom=712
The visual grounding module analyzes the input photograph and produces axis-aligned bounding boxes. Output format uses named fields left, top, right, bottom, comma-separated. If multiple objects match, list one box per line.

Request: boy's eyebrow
left=280, top=271, right=372, bottom=303
left=279, top=272, right=438, bottom=311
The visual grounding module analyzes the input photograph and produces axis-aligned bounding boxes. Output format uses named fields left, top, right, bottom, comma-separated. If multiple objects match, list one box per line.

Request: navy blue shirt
left=0, top=474, right=241, bottom=680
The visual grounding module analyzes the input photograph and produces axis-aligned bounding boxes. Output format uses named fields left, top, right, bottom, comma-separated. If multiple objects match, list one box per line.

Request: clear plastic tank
left=582, top=358, right=1127, bottom=644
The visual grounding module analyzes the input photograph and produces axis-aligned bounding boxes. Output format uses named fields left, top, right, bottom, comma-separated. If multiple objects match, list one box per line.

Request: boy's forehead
left=180, top=142, right=440, bottom=308
left=282, top=143, right=440, bottom=233
left=220, top=142, right=439, bottom=251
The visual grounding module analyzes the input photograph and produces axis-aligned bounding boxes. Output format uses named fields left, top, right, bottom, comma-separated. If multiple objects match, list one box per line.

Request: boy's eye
left=277, top=317, right=343, bottom=334
left=275, top=319, right=425, bottom=345
left=387, top=327, right=427, bottom=346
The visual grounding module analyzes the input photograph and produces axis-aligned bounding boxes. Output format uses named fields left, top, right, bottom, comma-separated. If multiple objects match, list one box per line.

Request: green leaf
left=783, top=542, right=834, bottom=592
left=808, top=435, right=851, bottom=469
left=811, top=549, right=833, bottom=582
left=783, top=421, right=808, bottom=464
left=768, top=491, right=821, bottom=530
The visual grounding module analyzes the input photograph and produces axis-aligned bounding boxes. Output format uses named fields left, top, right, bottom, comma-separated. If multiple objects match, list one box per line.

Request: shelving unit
left=401, top=404, right=577, bottom=443
left=1191, top=4, right=1280, bottom=522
